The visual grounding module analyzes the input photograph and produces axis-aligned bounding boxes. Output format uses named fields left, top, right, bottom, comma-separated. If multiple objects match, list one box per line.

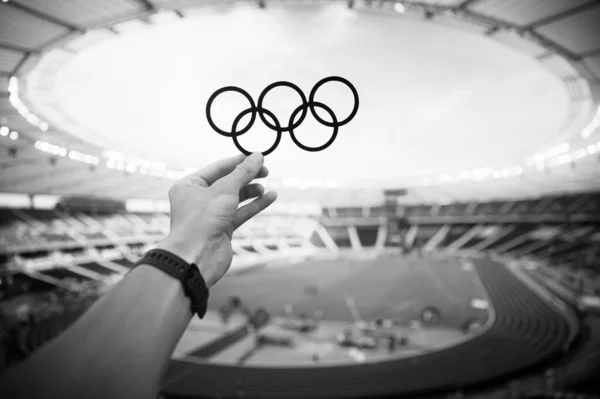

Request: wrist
left=157, top=234, right=204, bottom=265
left=135, top=245, right=211, bottom=318
left=156, top=235, right=216, bottom=288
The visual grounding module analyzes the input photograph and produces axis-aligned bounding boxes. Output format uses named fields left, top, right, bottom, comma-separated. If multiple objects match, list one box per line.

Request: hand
left=157, top=153, right=277, bottom=287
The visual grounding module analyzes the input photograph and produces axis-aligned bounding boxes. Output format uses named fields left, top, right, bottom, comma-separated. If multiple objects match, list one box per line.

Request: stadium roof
left=0, top=0, right=600, bottom=205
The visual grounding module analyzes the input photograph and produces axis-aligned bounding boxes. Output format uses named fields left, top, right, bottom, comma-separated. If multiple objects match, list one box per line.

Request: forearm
left=0, top=265, right=193, bottom=399
left=0, top=153, right=274, bottom=399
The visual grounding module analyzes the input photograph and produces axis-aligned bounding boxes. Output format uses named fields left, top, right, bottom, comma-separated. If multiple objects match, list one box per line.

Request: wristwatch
left=133, top=248, right=209, bottom=318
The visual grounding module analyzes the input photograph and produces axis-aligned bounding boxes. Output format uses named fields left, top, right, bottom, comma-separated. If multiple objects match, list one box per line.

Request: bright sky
left=51, top=2, right=569, bottom=182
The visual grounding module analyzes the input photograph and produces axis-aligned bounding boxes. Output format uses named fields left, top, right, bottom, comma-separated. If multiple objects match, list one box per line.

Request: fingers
left=183, top=154, right=268, bottom=187
left=219, top=153, right=265, bottom=191
left=255, top=165, right=269, bottom=180
left=239, top=183, right=264, bottom=203
left=233, top=191, right=277, bottom=230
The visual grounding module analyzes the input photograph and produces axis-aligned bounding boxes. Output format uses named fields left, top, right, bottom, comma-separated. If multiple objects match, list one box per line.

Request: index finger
left=183, top=154, right=267, bottom=187
left=218, top=153, right=265, bottom=191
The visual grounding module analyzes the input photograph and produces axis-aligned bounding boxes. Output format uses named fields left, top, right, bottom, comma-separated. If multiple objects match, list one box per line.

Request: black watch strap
left=133, top=249, right=209, bottom=319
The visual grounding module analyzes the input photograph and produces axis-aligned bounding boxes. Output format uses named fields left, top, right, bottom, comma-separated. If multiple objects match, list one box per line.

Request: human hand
left=157, top=153, right=277, bottom=287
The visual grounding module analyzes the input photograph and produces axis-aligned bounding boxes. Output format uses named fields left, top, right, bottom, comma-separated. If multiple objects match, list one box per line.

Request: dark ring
left=205, top=77, right=358, bottom=155
left=206, top=86, right=256, bottom=137
left=257, top=81, right=308, bottom=132
left=308, top=76, right=359, bottom=127
left=288, top=101, right=338, bottom=152
left=232, top=107, right=283, bottom=156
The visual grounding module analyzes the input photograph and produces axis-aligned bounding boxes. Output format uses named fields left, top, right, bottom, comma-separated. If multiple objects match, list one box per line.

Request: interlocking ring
left=205, top=76, right=359, bottom=155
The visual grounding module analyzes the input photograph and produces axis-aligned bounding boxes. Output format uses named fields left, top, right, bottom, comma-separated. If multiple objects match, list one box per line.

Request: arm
left=0, top=153, right=277, bottom=399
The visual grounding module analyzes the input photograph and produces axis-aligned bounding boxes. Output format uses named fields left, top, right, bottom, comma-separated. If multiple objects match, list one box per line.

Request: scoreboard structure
left=383, top=189, right=409, bottom=250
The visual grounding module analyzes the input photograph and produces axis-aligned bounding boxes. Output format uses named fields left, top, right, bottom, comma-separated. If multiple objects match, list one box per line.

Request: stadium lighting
left=8, top=77, right=17, bottom=92
left=557, top=154, right=572, bottom=165
left=112, top=19, right=146, bottom=34
left=7, top=76, right=50, bottom=132
left=325, top=180, right=344, bottom=188
left=149, top=11, right=180, bottom=26
left=587, top=145, right=597, bottom=155
left=151, top=161, right=166, bottom=170
left=0, top=126, right=8, bottom=136
left=572, top=148, right=587, bottom=160
left=394, top=2, right=405, bottom=13
left=104, top=150, right=125, bottom=161
left=470, top=299, right=489, bottom=310
left=581, top=106, right=600, bottom=138
left=33, top=135, right=189, bottom=179
left=9, top=131, right=19, bottom=140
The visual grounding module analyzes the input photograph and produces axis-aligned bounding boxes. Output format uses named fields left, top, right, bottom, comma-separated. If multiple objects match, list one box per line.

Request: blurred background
left=0, top=1, right=600, bottom=398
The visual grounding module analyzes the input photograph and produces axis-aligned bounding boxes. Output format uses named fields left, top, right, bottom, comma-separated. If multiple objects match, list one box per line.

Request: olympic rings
left=206, top=86, right=256, bottom=137
left=289, top=101, right=338, bottom=152
left=205, top=76, right=359, bottom=155
left=232, top=108, right=282, bottom=156
left=257, top=81, right=308, bottom=132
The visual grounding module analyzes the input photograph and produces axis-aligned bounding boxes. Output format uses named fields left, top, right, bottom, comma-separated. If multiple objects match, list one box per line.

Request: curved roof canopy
left=0, top=0, right=599, bottom=204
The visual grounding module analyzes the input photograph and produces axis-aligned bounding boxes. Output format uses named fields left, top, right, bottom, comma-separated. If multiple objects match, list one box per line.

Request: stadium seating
left=355, top=226, right=378, bottom=247
left=2, top=192, right=598, bottom=307
left=0, top=273, right=55, bottom=301
left=0, top=209, right=165, bottom=252
left=14, top=304, right=91, bottom=358
left=320, top=192, right=600, bottom=275
left=111, top=258, right=135, bottom=268
left=324, top=192, right=600, bottom=221
left=0, top=210, right=313, bottom=252
left=0, top=210, right=48, bottom=250
left=0, top=210, right=319, bottom=305
left=1, top=191, right=598, bottom=397
left=324, top=226, right=352, bottom=248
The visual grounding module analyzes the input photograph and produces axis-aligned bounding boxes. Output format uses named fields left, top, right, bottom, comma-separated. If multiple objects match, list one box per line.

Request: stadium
left=1, top=0, right=600, bottom=398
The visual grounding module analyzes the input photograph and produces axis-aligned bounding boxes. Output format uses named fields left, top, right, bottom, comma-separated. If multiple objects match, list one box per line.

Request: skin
left=0, top=153, right=277, bottom=399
